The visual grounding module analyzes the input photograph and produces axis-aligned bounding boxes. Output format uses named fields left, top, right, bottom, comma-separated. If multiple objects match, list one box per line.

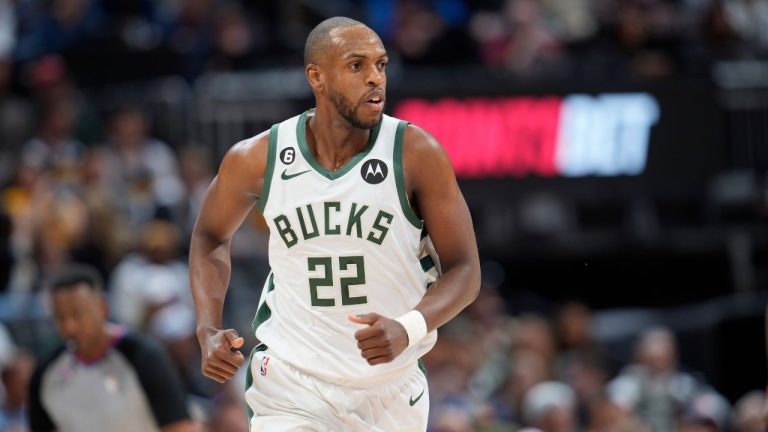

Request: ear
left=306, top=64, right=324, bottom=92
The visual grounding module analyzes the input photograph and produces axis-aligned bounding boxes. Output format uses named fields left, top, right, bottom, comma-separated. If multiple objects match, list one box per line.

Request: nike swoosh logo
left=281, top=169, right=310, bottom=180
left=409, top=389, right=425, bottom=406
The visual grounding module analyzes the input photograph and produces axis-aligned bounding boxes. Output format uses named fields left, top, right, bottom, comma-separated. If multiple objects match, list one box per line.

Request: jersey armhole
left=257, top=123, right=280, bottom=213
left=394, top=121, right=424, bottom=229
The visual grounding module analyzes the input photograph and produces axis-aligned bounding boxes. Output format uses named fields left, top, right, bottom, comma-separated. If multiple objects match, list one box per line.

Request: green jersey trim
left=296, top=110, right=382, bottom=180
left=257, top=124, right=280, bottom=213
left=420, top=255, right=435, bottom=273
left=251, top=273, right=275, bottom=335
left=394, top=121, right=424, bottom=229
left=418, top=358, right=428, bottom=378
left=245, top=343, right=268, bottom=422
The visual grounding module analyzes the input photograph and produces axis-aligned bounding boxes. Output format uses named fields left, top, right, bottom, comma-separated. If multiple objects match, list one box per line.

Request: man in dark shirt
left=28, top=264, right=195, bottom=432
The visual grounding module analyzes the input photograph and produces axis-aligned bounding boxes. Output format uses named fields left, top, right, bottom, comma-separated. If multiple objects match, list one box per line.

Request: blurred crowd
left=423, top=293, right=767, bottom=432
left=2, top=0, right=768, bottom=147
left=0, top=0, right=767, bottom=90
left=0, top=0, right=767, bottom=431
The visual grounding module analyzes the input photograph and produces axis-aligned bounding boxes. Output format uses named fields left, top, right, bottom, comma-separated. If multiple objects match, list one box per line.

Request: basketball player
left=189, top=16, right=481, bottom=431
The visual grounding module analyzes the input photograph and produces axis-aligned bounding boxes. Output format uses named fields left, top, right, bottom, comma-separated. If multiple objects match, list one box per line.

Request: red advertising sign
left=395, top=93, right=659, bottom=178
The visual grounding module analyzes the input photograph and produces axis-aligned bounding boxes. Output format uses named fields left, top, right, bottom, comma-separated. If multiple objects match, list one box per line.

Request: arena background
left=0, top=0, right=767, bottom=431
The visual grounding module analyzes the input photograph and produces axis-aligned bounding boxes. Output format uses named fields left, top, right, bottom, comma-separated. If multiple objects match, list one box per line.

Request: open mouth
left=365, top=94, right=384, bottom=109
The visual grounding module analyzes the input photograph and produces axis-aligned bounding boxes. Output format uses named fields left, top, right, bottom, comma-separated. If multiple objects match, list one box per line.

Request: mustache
left=362, top=88, right=385, bottom=102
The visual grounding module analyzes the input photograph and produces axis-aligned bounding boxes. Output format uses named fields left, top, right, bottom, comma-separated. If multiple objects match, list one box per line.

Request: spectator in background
left=495, top=347, right=551, bottom=424
left=101, top=0, right=166, bottom=52
left=164, top=0, right=217, bottom=81
left=722, top=0, right=768, bottom=56
left=110, top=219, right=191, bottom=331
left=464, top=285, right=518, bottom=399
left=587, top=396, right=650, bottom=432
left=423, top=319, right=481, bottom=425
left=1, top=155, right=47, bottom=293
left=0, top=0, right=14, bottom=59
left=206, top=3, right=260, bottom=72
left=17, top=55, right=99, bottom=182
left=33, top=179, right=91, bottom=281
left=732, top=390, right=766, bottom=432
left=0, top=212, right=12, bottom=291
left=521, top=380, right=578, bottom=432
left=99, top=107, right=184, bottom=226
left=513, top=314, right=558, bottom=373
left=558, top=351, right=610, bottom=428
left=542, top=0, right=598, bottom=44
left=678, top=391, right=732, bottom=432
left=0, top=351, right=35, bottom=432
left=701, top=0, right=746, bottom=60
left=613, top=0, right=680, bottom=78
left=0, top=0, right=35, bottom=171
left=431, top=406, right=475, bottom=432
left=13, top=0, right=108, bottom=63
left=606, top=327, right=718, bottom=432
left=27, top=264, right=195, bottom=432
left=470, top=0, right=564, bottom=75
left=27, top=55, right=101, bottom=146
left=555, top=302, right=599, bottom=361
left=0, top=323, right=16, bottom=378
left=3, top=84, right=92, bottom=290
left=390, top=0, right=477, bottom=66
left=466, top=313, right=555, bottom=425
left=0, top=58, right=35, bottom=184
left=554, top=302, right=615, bottom=426
left=21, top=98, right=86, bottom=187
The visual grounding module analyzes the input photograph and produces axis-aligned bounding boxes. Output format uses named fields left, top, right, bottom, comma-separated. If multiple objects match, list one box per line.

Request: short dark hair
left=48, top=264, right=104, bottom=293
left=304, top=16, right=366, bottom=66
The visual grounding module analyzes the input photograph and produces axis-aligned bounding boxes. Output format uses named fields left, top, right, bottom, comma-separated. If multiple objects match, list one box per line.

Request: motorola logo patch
left=361, top=159, right=388, bottom=184
left=280, top=148, right=296, bottom=165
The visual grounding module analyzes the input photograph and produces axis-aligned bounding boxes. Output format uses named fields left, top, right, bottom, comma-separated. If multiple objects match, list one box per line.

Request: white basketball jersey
left=253, top=109, right=438, bottom=387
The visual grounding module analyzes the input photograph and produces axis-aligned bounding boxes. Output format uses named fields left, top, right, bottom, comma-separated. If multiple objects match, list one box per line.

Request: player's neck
left=306, top=112, right=370, bottom=171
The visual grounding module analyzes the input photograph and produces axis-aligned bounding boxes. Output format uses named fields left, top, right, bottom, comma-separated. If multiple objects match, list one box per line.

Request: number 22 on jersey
left=307, top=256, right=367, bottom=306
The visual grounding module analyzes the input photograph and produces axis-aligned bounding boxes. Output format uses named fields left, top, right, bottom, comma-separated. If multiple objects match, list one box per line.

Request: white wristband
left=395, top=310, right=428, bottom=348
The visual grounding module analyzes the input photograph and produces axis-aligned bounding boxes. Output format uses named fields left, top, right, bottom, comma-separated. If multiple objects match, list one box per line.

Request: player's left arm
left=351, top=124, right=480, bottom=365
left=404, top=124, right=481, bottom=330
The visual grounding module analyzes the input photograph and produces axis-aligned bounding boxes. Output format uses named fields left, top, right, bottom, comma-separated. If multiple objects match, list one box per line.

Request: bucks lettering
left=273, top=201, right=394, bottom=248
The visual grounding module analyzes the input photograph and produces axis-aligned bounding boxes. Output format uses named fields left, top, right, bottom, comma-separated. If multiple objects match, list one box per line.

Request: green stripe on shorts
left=245, top=344, right=269, bottom=423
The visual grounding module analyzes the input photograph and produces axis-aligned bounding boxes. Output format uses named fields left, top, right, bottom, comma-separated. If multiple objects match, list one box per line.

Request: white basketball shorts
left=245, top=346, right=429, bottom=431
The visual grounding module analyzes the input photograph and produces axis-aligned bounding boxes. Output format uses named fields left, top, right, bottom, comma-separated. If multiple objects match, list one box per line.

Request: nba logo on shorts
left=260, top=356, right=270, bottom=376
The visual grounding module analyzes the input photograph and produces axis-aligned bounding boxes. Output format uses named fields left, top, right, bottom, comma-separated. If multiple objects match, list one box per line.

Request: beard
left=328, top=89, right=381, bottom=130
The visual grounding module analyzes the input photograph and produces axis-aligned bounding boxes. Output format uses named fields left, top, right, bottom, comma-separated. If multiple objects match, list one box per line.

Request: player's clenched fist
left=349, top=313, right=409, bottom=366
left=197, top=326, right=245, bottom=383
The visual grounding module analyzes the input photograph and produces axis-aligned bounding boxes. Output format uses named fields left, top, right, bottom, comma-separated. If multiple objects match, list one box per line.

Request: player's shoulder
left=223, top=130, right=270, bottom=166
left=217, top=129, right=271, bottom=179
left=401, top=123, right=450, bottom=164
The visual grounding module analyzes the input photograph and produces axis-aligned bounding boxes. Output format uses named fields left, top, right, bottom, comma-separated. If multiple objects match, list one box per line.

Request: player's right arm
left=189, top=131, right=269, bottom=383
